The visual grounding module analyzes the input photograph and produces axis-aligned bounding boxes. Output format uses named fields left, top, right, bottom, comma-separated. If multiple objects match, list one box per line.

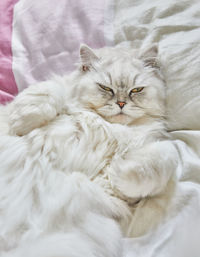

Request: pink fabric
left=0, top=0, right=113, bottom=102
left=0, top=0, right=18, bottom=104
left=12, top=0, right=111, bottom=91
left=11, top=0, right=111, bottom=92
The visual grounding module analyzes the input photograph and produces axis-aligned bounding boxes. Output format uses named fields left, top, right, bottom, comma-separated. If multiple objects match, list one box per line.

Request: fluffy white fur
left=0, top=45, right=179, bottom=256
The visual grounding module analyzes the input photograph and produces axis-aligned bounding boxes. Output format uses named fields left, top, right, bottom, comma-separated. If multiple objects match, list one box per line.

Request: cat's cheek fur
left=77, top=83, right=109, bottom=111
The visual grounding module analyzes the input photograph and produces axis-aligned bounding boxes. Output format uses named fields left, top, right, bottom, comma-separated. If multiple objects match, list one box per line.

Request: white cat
left=0, top=44, right=179, bottom=257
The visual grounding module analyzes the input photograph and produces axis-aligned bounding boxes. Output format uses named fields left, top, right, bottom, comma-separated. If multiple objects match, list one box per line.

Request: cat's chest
left=26, top=113, right=147, bottom=177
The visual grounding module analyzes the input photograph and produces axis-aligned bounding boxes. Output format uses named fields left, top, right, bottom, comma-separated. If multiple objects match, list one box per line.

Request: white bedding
left=2, top=0, right=200, bottom=256
left=114, top=1, right=200, bottom=255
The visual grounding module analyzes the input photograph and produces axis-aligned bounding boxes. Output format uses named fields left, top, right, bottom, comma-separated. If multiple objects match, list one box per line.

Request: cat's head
left=75, top=44, right=165, bottom=125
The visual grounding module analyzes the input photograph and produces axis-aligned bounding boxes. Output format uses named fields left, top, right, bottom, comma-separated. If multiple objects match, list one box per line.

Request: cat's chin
left=105, top=114, right=133, bottom=125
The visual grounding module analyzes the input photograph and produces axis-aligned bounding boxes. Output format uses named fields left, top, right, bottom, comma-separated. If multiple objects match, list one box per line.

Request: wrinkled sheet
left=0, top=0, right=200, bottom=256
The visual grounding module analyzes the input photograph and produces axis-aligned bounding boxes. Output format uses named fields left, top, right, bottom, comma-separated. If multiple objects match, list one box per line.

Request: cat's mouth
left=115, top=113, right=127, bottom=118
left=116, top=110, right=127, bottom=116
left=95, top=108, right=132, bottom=124
left=116, top=112, right=125, bottom=116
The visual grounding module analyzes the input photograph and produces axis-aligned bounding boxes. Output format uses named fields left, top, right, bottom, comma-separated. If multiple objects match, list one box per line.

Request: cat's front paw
left=9, top=100, right=56, bottom=136
left=107, top=159, right=161, bottom=199
left=9, top=83, right=65, bottom=136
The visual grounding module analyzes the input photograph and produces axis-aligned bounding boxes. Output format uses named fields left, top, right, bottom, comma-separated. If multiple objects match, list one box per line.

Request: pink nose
left=117, top=101, right=126, bottom=109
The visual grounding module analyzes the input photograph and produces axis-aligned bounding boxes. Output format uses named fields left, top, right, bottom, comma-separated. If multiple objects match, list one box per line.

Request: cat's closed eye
left=97, top=83, right=114, bottom=95
left=129, top=87, right=144, bottom=96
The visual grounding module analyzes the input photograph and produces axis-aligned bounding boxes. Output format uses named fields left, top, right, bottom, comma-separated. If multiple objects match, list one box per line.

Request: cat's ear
left=80, top=44, right=99, bottom=71
left=140, top=44, right=159, bottom=69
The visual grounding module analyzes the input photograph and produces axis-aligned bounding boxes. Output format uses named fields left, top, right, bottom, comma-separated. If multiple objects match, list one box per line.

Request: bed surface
left=0, top=0, right=200, bottom=256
